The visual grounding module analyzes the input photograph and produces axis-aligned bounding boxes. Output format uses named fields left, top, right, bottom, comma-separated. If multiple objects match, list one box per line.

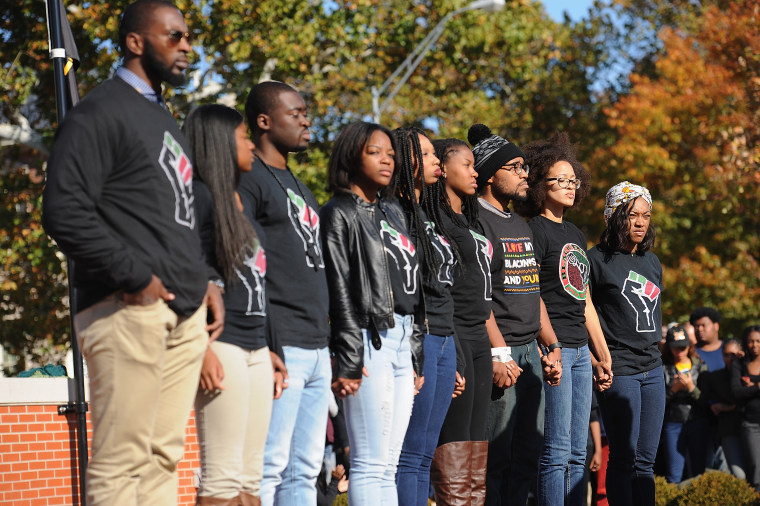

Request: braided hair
left=432, top=138, right=482, bottom=232
left=390, top=127, right=437, bottom=276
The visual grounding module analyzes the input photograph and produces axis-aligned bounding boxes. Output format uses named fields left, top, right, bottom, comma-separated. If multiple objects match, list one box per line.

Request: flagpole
left=46, top=1, right=88, bottom=504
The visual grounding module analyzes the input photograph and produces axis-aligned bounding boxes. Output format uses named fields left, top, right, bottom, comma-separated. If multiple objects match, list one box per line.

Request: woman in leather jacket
left=320, top=121, right=424, bottom=505
left=392, top=127, right=462, bottom=506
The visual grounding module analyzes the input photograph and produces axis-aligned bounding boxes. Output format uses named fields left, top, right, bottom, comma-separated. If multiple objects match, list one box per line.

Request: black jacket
left=320, top=192, right=425, bottom=379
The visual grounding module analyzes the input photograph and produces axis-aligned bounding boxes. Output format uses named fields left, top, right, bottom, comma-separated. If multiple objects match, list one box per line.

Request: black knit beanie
left=468, top=124, right=526, bottom=190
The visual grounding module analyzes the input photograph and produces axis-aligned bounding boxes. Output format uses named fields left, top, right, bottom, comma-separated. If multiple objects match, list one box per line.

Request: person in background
left=41, top=1, right=223, bottom=502
left=691, top=307, right=724, bottom=372
left=731, top=325, right=760, bottom=491
left=184, top=104, right=288, bottom=505
left=587, top=181, right=665, bottom=506
left=320, top=121, right=424, bottom=505
left=700, top=338, right=746, bottom=480
left=514, top=132, right=612, bottom=506
left=661, top=324, right=711, bottom=484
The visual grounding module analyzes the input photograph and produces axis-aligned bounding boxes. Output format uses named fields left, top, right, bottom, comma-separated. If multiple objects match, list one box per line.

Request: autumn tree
left=590, top=0, right=760, bottom=335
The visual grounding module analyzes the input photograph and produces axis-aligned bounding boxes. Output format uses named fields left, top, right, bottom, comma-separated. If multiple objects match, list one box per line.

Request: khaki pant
left=195, top=341, right=273, bottom=499
left=75, top=295, right=208, bottom=505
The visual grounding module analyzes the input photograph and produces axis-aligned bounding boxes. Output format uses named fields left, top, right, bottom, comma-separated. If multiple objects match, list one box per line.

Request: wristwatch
left=546, top=342, right=562, bottom=352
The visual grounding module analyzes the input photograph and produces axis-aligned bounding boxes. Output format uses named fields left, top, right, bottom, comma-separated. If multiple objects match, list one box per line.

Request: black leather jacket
left=320, top=192, right=425, bottom=379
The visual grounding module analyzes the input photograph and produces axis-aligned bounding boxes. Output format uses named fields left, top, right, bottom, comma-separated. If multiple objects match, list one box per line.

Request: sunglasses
left=141, top=30, right=192, bottom=46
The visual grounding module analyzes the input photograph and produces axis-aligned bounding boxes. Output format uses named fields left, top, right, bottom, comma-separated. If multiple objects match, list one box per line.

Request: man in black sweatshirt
left=42, top=1, right=222, bottom=504
left=239, top=82, right=331, bottom=505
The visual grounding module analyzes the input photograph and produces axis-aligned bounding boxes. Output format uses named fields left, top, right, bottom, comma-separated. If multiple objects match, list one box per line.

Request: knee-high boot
left=470, top=441, right=489, bottom=506
left=237, top=492, right=261, bottom=506
left=430, top=441, right=473, bottom=506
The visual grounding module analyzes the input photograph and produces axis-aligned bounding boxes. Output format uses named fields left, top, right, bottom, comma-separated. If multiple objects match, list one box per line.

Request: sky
left=541, top=0, right=594, bottom=22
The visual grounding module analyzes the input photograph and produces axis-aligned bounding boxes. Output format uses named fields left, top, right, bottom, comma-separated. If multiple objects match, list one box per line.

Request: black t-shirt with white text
left=418, top=210, right=456, bottom=337
left=478, top=199, right=541, bottom=346
left=530, top=215, right=589, bottom=347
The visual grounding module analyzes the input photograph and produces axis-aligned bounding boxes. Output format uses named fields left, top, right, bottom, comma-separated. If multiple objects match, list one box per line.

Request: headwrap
left=603, top=181, right=652, bottom=223
left=467, top=124, right=526, bottom=190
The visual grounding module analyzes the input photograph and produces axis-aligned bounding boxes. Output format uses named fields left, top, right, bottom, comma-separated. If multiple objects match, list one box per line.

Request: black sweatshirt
left=478, top=199, right=541, bottom=346
left=529, top=215, right=589, bottom=347
left=42, top=78, right=207, bottom=316
left=237, top=158, right=330, bottom=349
left=588, top=245, right=663, bottom=375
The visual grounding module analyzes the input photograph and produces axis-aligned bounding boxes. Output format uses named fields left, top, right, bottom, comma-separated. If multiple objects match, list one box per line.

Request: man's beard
left=143, top=40, right=186, bottom=88
left=496, top=185, right=528, bottom=203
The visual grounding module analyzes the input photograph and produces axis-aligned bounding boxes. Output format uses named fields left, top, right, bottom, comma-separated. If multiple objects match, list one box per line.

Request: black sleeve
left=320, top=203, right=364, bottom=379
left=732, top=359, right=760, bottom=400
left=42, top=107, right=153, bottom=294
left=192, top=181, right=223, bottom=282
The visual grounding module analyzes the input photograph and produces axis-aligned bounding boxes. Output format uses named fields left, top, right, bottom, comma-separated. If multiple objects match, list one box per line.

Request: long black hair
left=599, top=198, right=656, bottom=255
left=391, top=127, right=437, bottom=275
left=182, top=104, right=258, bottom=283
left=327, top=121, right=394, bottom=194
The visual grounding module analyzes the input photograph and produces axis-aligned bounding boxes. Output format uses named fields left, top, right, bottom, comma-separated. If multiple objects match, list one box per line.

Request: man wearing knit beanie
left=469, top=124, right=563, bottom=506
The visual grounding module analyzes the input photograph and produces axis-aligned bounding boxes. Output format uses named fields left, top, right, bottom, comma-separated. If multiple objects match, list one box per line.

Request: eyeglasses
left=545, top=177, right=581, bottom=189
left=142, top=30, right=193, bottom=46
left=500, top=161, right=530, bottom=176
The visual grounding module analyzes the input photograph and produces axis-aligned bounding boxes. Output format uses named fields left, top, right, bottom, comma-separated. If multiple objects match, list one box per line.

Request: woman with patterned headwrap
left=588, top=181, right=665, bottom=506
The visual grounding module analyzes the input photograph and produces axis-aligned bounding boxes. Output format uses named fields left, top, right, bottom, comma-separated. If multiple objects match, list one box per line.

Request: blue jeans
left=345, top=313, right=416, bottom=506
left=661, top=416, right=712, bottom=483
left=485, top=341, right=545, bottom=506
left=598, top=365, right=665, bottom=506
left=260, top=345, right=331, bottom=506
left=538, top=344, right=592, bottom=506
left=397, top=333, right=456, bottom=506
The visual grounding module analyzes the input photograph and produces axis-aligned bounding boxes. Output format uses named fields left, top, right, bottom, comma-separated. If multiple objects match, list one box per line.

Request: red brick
left=19, top=433, right=36, bottom=442
left=1, top=414, right=19, bottom=424
left=25, top=406, right=45, bottom=413
left=3, top=433, right=21, bottom=443
left=36, top=432, right=54, bottom=442
left=28, top=442, right=47, bottom=452
left=47, top=477, right=65, bottom=487
left=27, top=423, right=46, bottom=432
left=54, top=468, right=72, bottom=478
left=48, top=497, right=65, bottom=505
left=18, top=414, right=36, bottom=423
left=37, top=468, right=55, bottom=478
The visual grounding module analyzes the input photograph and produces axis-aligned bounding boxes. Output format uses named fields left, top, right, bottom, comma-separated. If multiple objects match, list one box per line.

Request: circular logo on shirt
left=559, top=243, right=589, bottom=300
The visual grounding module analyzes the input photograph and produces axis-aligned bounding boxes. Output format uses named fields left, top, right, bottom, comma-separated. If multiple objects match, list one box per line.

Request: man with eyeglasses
left=467, top=124, right=563, bottom=505
left=43, top=1, right=223, bottom=503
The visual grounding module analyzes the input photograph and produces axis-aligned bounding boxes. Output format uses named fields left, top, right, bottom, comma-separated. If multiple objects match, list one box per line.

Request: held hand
left=505, top=359, right=523, bottom=384
left=414, top=374, right=425, bottom=395
left=332, top=367, right=368, bottom=399
left=199, top=347, right=225, bottom=392
left=123, top=274, right=175, bottom=306
left=270, top=351, right=289, bottom=399
left=593, top=360, right=613, bottom=392
left=452, top=371, right=466, bottom=398
left=679, top=371, right=696, bottom=392
left=541, top=349, right=562, bottom=386
left=492, top=361, right=513, bottom=389
left=204, top=282, right=225, bottom=342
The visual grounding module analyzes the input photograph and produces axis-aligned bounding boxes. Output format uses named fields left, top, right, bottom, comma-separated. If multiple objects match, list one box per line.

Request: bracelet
left=491, top=347, right=512, bottom=363
left=209, top=278, right=225, bottom=294
left=547, top=342, right=562, bottom=352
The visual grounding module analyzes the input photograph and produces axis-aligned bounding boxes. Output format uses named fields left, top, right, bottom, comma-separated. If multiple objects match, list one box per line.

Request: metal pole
left=46, top=1, right=88, bottom=504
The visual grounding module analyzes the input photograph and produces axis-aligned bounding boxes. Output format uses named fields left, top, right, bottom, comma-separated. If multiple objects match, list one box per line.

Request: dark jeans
left=741, top=420, right=760, bottom=491
left=397, top=334, right=456, bottom=506
left=485, top=341, right=545, bottom=506
left=598, top=365, right=665, bottom=506
left=439, top=335, right=493, bottom=444
left=662, top=416, right=712, bottom=484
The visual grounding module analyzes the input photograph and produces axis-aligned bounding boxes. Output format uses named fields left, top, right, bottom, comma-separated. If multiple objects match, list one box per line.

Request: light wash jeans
left=538, top=344, right=592, bottom=506
left=345, top=313, right=416, bottom=506
left=260, top=345, right=331, bottom=506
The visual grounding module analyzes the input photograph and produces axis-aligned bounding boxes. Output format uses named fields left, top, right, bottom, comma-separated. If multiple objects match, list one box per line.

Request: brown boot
left=237, top=492, right=261, bottom=506
left=430, top=441, right=473, bottom=506
left=469, top=441, right=489, bottom=506
left=196, top=495, right=239, bottom=506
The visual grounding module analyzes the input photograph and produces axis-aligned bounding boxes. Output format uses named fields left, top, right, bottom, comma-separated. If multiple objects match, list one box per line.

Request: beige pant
left=195, top=341, right=274, bottom=499
left=75, top=295, right=208, bottom=505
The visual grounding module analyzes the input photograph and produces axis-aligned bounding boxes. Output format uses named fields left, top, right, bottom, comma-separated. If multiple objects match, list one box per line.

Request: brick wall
left=0, top=379, right=200, bottom=506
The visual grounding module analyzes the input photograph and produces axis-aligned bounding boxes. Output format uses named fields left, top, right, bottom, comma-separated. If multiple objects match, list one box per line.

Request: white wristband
left=491, top=347, right=512, bottom=363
